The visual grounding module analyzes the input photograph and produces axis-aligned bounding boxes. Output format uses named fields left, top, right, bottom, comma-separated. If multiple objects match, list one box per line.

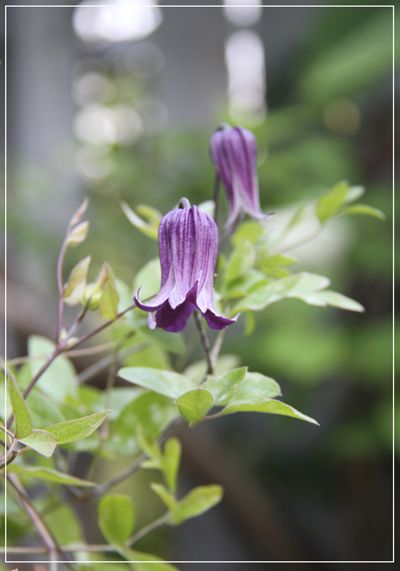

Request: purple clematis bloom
left=134, top=199, right=236, bottom=333
left=210, top=125, right=264, bottom=229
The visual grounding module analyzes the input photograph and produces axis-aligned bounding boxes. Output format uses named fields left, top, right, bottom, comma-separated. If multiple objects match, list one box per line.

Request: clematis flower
left=210, top=124, right=264, bottom=229
left=134, top=199, right=236, bottom=333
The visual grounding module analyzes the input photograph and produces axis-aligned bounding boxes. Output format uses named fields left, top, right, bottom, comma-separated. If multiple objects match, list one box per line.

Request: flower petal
left=203, top=308, right=238, bottom=330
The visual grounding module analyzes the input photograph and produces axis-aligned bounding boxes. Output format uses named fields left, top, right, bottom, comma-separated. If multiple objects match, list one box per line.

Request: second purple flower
left=134, top=199, right=236, bottom=333
left=210, top=125, right=264, bottom=229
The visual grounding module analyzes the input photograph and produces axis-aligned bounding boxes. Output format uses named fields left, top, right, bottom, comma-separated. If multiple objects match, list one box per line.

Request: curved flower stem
left=193, top=311, right=214, bottom=375
left=212, top=173, right=221, bottom=226
left=127, top=512, right=169, bottom=547
left=55, top=237, right=68, bottom=344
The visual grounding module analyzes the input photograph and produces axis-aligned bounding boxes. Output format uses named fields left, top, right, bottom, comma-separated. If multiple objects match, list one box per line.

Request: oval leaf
left=118, top=367, right=194, bottom=399
left=7, top=373, right=32, bottom=438
left=44, top=411, right=109, bottom=444
left=219, top=399, right=319, bottom=425
left=170, top=485, right=223, bottom=525
left=176, top=389, right=213, bottom=425
left=19, top=429, right=57, bottom=457
left=7, top=465, right=96, bottom=487
left=98, top=494, right=135, bottom=546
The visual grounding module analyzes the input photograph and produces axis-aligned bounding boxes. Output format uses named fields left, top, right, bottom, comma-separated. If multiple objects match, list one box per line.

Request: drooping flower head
left=210, top=124, right=264, bottom=229
left=134, top=199, right=236, bottom=333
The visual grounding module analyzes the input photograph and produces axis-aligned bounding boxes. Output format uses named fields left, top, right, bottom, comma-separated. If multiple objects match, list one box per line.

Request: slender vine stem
left=55, top=237, right=69, bottom=344
left=8, top=474, right=76, bottom=571
left=193, top=311, right=214, bottom=375
left=128, top=512, right=169, bottom=547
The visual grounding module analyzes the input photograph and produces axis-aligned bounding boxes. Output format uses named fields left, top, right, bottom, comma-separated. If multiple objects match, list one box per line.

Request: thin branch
left=128, top=512, right=169, bottom=547
left=7, top=474, right=76, bottom=570
left=193, top=311, right=214, bottom=375
left=55, top=237, right=69, bottom=344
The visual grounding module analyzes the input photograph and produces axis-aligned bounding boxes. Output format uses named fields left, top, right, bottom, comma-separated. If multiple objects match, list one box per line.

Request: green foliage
left=19, top=429, right=57, bottom=457
left=121, top=201, right=161, bottom=240
left=98, top=494, right=136, bottom=546
left=7, top=373, right=32, bottom=438
left=176, top=389, right=214, bottom=425
left=118, top=367, right=195, bottom=399
left=169, top=485, right=223, bottom=525
left=8, top=465, right=96, bottom=487
left=63, top=256, right=91, bottom=306
left=44, top=411, right=109, bottom=444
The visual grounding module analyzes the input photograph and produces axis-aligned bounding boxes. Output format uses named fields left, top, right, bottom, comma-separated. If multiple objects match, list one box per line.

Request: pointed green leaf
left=162, top=438, right=181, bottom=494
left=219, top=399, right=319, bottom=425
left=45, top=411, right=109, bottom=444
left=305, top=290, right=364, bottom=312
left=342, top=203, right=386, bottom=221
left=98, top=494, right=135, bottom=546
left=150, top=483, right=176, bottom=511
left=98, top=263, right=120, bottom=320
left=118, top=367, right=194, bottom=399
left=316, top=180, right=349, bottom=223
left=202, top=368, right=247, bottom=405
left=121, top=201, right=160, bottom=240
left=7, top=374, right=32, bottom=438
left=63, top=256, right=91, bottom=306
left=19, top=429, right=57, bottom=457
left=7, top=465, right=96, bottom=487
left=170, top=485, right=223, bottom=525
left=127, top=549, right=178, bottom=571
left=67, top=221, right=89, bottom=246
left=176, top=389, right=213, bottom=425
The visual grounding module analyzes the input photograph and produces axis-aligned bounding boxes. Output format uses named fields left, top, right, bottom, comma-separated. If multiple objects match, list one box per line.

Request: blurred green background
left=2, top=0, right=397, bottom=565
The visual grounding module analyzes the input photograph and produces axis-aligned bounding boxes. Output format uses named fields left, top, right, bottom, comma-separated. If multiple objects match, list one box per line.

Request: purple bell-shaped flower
left=134, top=199, right=236, bottom=333
left=210, top=125, right=264, bottom=229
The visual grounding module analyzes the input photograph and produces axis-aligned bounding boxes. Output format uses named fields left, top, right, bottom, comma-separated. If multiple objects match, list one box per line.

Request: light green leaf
left=98, top=263, right=120, bottom=320
left=63, top=256, right=91, bottom=306
left=98, top=494, right=135, bottom=546
left=316, top=180, right=349, bottom=223
left=162, top=438, right=181, bottom=494
left=44, top=504, right=83, bottom=544
left=204, top=369, right=281, bottom=407
left=232, top=220, right=264, bottom=246
left=19, top=429, right=57, bottom=457
left=219, top=399, right=319, bottom=425
left=118, top=367, right=194, bottom=399
left=110, top=393, right=177, bottom=455
left=344, top=185, right=365, bottom=204
left=28, top=336, right=77, bottom=401
left=44, top=411, right=109, bottom=444
left=311, top=290, right=364, bottom=312
left=224, top=240, right=255, bottom=284
left=134, top=259, right=161, bottom=300
left=127, top=549, right=178, bottom=571
left=170, top=485, right=223, bottom=525
left=150, top=483, right=176, bottom=511
left=7, top=465, right=96, bottom=487
left=7, top=373, right=32, bottom=438
left=342, top=204, right=386, bottom=221
left=183, top=355, right=240, bottom=385
left=67, top=221, right=89, bottom=247
left=232, top=272, right=330, bottom=313
left=176, top=390, right=214, bottom=425
left=121, top=201, right=160, bottom=240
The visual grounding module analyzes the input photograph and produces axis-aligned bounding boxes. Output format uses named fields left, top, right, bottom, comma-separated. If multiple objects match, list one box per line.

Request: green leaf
left=162, top=438, right=181, bottom=494
left=303, top=290, right=364, bottom=312
left=98, top=494, right=135, bottom=546
left=232, top=220, right=264, bottom=246
left=121, top=201, right=160, bottom=240
left=28, top=336, right=77, bottom=401
left=344, top=185, right=365, bottom=204
left=98, top=263, right=120, bottom=320
left=219, top=399, right=319, bottom=425
left=67, top=221, right=89, bottom=246
left=110, top=393, right=177, bottom=455
left=118, top=367, right=195, bottom=399
left=44, top=504, right=83, bottom=544
left=127, top=549, right=178, bottom=571
left=224, top=240, right=255, bottom=284
left=6, top=373, right=32, bottom=438
left=63, top=256, right=91, bottom=306
left=232, top=272, right=330, bottom=313
left=183, top=355, right=240, bottom=385
left=7, top=465, right=96, bottom=487
left=44, top=411, right=109, bottom=444
left=134, top=259, right=161, bottom=300
left=170, top=485, right=223, bottom=525
left=19, top=429, right=57, bottom=457
left=316, top=180, right=349, bottom=223
left=204, top=369, right=281, bottom=407
left=150, top=483, right=176, bottom=511
left=342, top=203, right=386, bottom=221
left=176, top=389, right=213, bottom=425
